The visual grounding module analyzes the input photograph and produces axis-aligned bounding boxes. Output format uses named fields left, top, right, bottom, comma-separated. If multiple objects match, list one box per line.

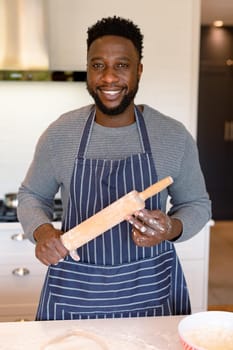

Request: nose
left=101, top=66, right=119, bottom=83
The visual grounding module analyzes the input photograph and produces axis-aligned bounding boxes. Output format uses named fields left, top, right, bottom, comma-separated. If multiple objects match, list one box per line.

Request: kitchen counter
left=0, top=316, right=184, bottom=349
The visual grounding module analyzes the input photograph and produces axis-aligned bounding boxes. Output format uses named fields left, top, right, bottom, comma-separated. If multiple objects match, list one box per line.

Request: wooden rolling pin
left=61, top=176, right=173, bottom=252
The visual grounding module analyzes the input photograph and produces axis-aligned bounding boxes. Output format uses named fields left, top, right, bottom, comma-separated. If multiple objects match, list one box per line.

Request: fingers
left=34, top=226, right=82, bottom=265
left=127, top=209, right=173, bottom=244
left=127, top=212, right=148, bottom=233
left=137, top=209, right=166, bottom=233
left=132, top=228, right=160, bottom=247
left=35, top=234, right=69, bottom=266
left=132, top=228, right=147, bottom=246
left=35, top=245, right=67, bottom=266
left=69, top=250, right=80, bottom=261
left=127, top=209, right=164, bottom=234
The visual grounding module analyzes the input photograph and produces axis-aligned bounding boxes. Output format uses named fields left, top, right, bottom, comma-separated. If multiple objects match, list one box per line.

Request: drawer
left=0, top=231, right=35, bottom=256
left=0, top=259, right=47, bottom=278
left=0, top=222, right=62, bottom=255
left=0, top=273, right=45, bottom=305
left=0, top=303, right=37, bottom=322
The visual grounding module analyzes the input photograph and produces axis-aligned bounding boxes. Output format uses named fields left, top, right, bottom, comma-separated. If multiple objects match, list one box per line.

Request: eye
left=91, top=62, right=105, bottom=70
left=116, top=62, right=129, bottom=69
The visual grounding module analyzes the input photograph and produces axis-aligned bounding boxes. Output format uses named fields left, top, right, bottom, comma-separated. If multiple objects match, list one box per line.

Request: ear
left=138, top=62, right=143, bottom=80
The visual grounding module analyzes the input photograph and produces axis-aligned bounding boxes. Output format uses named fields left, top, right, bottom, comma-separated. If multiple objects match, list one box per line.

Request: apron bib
left=36, top=107, right=191, bottom=320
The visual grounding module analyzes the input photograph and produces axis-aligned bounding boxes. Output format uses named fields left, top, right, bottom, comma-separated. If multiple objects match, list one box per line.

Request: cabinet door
left=0, top=223, right=47, bottom=321
left=175, top=223, right=211, bottom=312
left=197, top=26, right=233, bottom=219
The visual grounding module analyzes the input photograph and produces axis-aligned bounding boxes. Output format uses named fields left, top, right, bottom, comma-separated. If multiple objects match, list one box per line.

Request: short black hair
left=87, top=16, right=144, bottom=60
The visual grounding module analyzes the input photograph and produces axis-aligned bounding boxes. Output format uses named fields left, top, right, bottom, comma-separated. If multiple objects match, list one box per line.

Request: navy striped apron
left=36, top=107, right=191, bottom=320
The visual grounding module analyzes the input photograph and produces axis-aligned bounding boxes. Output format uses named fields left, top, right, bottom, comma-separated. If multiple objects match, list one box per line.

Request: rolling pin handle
left=139, top=176, right=173, bottom=201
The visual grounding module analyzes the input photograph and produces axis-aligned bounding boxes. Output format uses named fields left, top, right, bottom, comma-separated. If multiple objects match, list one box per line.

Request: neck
left=95, top=104, right=136, bottom=127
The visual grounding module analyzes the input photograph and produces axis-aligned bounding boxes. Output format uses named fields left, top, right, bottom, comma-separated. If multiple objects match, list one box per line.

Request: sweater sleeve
left=17, top=129, right=60, bottom=242
left=167, top=131, right=212, bottom=242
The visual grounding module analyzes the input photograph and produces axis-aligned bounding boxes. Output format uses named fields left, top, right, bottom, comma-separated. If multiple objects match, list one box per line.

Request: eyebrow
left=89, top=56, right=132, bottom=62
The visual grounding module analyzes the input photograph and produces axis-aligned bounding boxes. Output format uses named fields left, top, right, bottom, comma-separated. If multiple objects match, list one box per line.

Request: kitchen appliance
left=0, top=198, right=17, bottom=222
left=4, top=192, right=18, bottom=208
left=0, top=0, right=87, bottom=81
left=0, top=196, right=63, bottom=222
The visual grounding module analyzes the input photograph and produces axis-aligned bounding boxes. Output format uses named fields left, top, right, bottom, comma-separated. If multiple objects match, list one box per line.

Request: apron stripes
left=36, top=106, right=191, bottom=320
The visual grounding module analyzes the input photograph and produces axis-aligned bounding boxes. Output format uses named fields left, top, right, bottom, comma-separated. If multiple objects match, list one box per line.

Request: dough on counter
left=42, top=328, right=157, bottom=350
left=42, top=330, right=108, bottom=350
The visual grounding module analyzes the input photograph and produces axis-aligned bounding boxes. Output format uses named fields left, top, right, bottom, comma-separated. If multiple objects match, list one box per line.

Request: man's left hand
left=127, top=209, right=182, bottom=247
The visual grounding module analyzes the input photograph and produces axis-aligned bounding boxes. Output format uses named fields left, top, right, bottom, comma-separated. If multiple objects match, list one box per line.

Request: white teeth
left=102, top=90, right=120, bottom=95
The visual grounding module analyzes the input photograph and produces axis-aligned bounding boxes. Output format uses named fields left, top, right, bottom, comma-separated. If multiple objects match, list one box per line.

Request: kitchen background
left=198, top=0, right=233, bottom=311
left=0, top=0, right=200, bottom=198
left=0, top=0, right=232, bottom=320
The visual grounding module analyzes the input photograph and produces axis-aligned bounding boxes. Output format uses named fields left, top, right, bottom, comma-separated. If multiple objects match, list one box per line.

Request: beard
left=86, top=81, right=139, bottom=116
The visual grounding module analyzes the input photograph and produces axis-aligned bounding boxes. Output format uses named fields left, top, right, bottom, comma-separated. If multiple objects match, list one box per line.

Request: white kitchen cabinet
left=175, top=221, right=212, bottom=313
left=0, top=222, right=59, bottom=322
left=0, top=221, right=211, bottom=322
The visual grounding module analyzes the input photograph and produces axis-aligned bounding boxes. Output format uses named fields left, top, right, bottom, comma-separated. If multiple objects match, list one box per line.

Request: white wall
left=0, top=82, right=92, bottom=197
left=0, top=0, right=200, bottom=198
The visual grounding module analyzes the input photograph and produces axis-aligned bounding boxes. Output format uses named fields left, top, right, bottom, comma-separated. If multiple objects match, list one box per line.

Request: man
left=17, top=16, right=211, bottom=320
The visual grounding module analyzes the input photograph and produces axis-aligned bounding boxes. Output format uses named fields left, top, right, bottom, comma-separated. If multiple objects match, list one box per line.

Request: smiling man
left=17, top=16, right=211, bottom=320
left=86, top=33, right=142, bottom=122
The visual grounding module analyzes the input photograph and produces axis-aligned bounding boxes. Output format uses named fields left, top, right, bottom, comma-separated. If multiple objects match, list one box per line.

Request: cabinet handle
left=226, top=58, right=233, bottom=66
left=14, top=318, right=30, bottom=322
left=11, top=233, right=26, bottom=241
left=12, top=267, right=30, bottom=276
left=224, top=120, right=233, bottom=141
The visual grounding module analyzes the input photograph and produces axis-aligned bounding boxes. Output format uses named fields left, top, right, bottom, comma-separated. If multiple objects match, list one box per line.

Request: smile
left=97, top=87, right=127, bottom=101
left=102, top=90, right=121, bottom=96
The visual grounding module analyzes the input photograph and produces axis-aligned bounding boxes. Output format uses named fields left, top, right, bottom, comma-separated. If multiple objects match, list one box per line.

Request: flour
left=42, top=329, right=161, bottom=350
left=42, top=330, right=108, bottom=350
left=183, top=327, right=233, bottom=350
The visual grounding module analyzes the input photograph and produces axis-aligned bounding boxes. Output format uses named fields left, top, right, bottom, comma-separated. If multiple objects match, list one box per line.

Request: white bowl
left=178, top=311, right=233, bottom=350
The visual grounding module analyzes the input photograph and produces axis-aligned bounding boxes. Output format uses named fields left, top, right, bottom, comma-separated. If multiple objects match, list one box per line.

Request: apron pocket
left=40, top=252, right=174, bottom=320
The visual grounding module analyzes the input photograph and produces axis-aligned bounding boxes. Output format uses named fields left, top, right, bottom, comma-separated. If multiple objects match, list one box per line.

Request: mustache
left=86, top=81, right=139, bottom=116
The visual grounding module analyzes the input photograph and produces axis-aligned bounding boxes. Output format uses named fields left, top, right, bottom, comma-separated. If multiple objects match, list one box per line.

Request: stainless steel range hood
left=0, top=0, right=49, bottom=70
left=0, top=0, right=86, bottom=81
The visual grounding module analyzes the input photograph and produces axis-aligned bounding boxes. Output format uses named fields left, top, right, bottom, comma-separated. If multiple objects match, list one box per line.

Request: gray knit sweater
left=17, top=104, right=211, bottom=243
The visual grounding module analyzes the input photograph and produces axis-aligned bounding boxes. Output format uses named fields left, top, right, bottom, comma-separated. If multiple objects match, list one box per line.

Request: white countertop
left=0, top=316, right=184, bottom=349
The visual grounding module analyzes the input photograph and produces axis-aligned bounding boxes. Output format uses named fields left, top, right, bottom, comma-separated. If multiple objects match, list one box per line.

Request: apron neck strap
left=78, top=105, right=152, bottom=158
left=134, top=106, right=152, bottom=154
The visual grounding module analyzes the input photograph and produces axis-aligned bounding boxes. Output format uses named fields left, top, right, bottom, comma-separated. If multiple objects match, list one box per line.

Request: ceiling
left=201, top=0, right=233, bottom=25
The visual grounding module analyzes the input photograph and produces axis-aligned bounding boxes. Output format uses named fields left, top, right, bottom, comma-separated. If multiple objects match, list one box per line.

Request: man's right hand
left=33, top=223, right=69, bottom=266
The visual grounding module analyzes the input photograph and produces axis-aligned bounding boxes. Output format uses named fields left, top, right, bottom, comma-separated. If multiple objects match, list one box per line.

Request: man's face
left=86, top=35, right=142, bottom=116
